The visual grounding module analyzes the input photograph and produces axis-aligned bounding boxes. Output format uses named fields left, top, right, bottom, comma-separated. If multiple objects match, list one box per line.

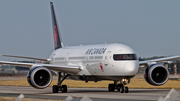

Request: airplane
left=0, top=2, right=180, bottom=93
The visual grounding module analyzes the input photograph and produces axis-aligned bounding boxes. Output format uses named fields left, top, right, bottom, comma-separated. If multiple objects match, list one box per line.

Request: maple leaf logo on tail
left=54, top=26, right=58, bottom=48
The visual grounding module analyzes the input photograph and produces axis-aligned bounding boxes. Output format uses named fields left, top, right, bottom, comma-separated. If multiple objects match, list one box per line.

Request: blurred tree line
left=139, top=56, right=166, bottom=61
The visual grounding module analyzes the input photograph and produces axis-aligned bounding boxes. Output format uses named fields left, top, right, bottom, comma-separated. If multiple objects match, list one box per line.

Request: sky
left=0, top=0, right=180, bottom=61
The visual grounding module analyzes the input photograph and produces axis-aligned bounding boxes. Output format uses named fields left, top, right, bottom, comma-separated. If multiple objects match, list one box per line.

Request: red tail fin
left=50, top=2, right=63, bottom=49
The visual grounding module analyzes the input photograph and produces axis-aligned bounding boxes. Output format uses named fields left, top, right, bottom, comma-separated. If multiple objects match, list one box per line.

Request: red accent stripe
left=100, top=62, right=104, bottom=72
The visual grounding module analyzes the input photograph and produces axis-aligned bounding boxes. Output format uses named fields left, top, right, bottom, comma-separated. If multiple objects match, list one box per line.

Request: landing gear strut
left=52, top=72, right=69, bottom=93
left=108, top=80, right=129, bottom=93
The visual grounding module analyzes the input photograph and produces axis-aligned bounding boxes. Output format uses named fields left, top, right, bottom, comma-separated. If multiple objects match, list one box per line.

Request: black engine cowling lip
left=30, top=66, right=52, bottom=89
left=148, top=64, right=169, bottom=86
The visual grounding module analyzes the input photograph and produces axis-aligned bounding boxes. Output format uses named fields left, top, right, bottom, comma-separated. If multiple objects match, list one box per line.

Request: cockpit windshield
left=113, top=54, right=137, bottom=60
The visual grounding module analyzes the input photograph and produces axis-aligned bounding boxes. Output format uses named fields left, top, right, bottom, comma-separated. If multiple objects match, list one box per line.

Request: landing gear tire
left=119, top=84, right=124, bottom=93
left=125, top=86, right=129, bottom=93
left=61, top=85, right=67, bottom=93
left=53, top=85, right=58, bottom=93
left=108, top=84, right=115, bottom=92
left=52, top=85, right=67, bottom=93
left=52, top=72, right=69, bottom=93
left=117, top=84, right=121, bottom=91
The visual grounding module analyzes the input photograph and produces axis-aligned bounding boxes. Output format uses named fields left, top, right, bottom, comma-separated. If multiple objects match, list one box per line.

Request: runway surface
left=0, top=86, right=180, bottom=101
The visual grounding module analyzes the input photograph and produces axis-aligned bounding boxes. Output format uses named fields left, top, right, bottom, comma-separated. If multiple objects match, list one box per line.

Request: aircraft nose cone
left=123, top=62, right=139, bottom=75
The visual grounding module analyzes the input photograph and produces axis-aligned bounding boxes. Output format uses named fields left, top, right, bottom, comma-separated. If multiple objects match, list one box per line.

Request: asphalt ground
left=0, top=86, right=180, bottom=101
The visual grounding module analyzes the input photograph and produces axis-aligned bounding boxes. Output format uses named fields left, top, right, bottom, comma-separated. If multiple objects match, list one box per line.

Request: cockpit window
left=113, top=54, right=137, bottom=60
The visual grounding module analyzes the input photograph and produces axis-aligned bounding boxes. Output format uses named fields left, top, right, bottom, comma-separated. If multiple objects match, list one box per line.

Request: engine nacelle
left=27, top=66, right=52, bottom=89
left=144, top=64, right=169, bottom=86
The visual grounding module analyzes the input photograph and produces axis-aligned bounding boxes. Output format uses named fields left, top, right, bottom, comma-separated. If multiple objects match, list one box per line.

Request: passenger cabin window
left=94, top=56, right=103, bottom=59
left=113, top=54, right=137, bottom=60
left=55, top=57, right=65, bottom=61
left=68, top=57, right=85, bottom=60
left=89, top=56, right=94, bottom=59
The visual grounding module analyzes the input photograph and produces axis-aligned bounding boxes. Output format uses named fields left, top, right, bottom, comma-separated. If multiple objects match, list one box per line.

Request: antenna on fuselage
left=50, top=2, right=64, bottom=50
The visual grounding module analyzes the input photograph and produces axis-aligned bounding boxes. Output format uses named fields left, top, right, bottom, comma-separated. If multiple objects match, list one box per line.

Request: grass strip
left=0, top=78, right=180, bottom=89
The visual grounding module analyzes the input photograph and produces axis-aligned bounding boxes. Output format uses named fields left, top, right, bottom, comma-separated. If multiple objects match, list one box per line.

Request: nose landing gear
left=108, top=80, right=129, bottom=93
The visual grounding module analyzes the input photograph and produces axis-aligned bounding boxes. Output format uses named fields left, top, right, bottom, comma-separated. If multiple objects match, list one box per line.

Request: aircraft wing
left=1, top=55, right=48, bottom=61
left=139, top=55, right=180, bottom=66
left=0, top=61, right=81, bottom=74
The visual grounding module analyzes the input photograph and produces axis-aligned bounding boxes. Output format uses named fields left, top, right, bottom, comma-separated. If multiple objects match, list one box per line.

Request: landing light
left=122, top=79, right=127, bottom=82
left=47, top=59, right=51, bottom=61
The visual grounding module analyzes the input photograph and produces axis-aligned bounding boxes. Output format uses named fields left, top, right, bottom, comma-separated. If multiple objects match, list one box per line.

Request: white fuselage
left=49, top=43, right=139, bottom=80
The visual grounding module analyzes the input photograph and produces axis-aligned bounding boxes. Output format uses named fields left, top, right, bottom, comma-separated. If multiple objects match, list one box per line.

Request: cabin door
left=104, top=51, right=111, bottom=66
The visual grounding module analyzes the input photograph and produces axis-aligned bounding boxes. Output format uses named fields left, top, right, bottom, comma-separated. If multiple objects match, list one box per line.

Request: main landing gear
left=108, top=80, right=129, bottom=93
left=53, top=72, right=69, bottom=93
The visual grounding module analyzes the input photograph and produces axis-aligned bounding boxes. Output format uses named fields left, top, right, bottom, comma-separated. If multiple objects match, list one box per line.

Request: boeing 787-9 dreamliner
left=0, top=2, right=180, bottom=93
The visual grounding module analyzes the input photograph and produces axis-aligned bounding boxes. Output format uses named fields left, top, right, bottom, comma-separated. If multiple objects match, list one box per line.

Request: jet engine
left=144, top=64, right=169, bottom=86
left=27, top=66, right=52, bottom=89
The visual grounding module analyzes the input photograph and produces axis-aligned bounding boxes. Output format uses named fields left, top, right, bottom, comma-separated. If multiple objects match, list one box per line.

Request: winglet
left=50, top=2, right=64, bottom=49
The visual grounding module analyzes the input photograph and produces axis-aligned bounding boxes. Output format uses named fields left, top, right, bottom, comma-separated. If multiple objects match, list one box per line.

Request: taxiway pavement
left=0, top=86, right=180, bottom=101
